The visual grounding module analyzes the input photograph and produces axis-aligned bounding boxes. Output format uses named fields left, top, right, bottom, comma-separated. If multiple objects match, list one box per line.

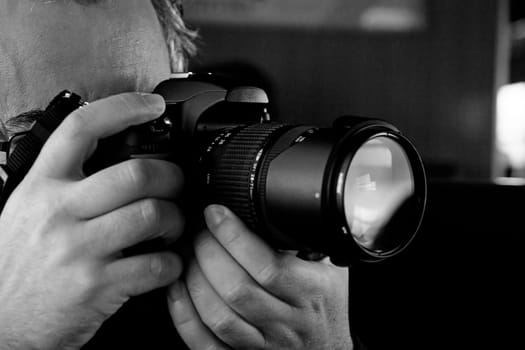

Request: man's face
left=0, top=0, right=172, bottom=117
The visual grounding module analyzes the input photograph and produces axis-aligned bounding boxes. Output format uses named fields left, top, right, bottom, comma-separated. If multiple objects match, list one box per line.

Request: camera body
left=87, top=73, right=271, bottom=170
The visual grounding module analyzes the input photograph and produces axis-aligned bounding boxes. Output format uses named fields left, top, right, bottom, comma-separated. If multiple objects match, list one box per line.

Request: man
left=0, top=0, right=353, bottom=349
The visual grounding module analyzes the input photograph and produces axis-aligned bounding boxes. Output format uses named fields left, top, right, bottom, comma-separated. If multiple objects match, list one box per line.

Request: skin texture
left=0, top=0, right=172, bottom=120
left=0, top=93, right=185, bottom=349
left=168, top=205, right=352, bottom=350
left=0, top=0, right=353, bottom=348
left=0, top=1, right=183, bottom=349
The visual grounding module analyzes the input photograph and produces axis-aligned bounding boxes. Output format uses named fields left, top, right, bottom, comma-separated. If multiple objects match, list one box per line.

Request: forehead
left=0, top=0, right=170, bottom=109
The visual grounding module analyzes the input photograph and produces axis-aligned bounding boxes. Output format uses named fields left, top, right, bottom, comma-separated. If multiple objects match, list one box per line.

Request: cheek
left=90, top=3, right=173, bottom=95
left=1, top=1, right=173, bottom=116
left=72, top=30, right=172, bottom=100
left=40, top=27, right=171, bottom=101
left=16, top=5, right=171, bottom=104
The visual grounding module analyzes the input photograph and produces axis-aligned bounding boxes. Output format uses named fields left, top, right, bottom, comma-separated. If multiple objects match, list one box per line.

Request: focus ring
left=206, top=123, right=287, bottom=229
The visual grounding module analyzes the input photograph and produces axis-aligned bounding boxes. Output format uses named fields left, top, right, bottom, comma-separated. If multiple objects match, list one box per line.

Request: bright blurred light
left=360, top=6, right=425, bottom=31
left=496, top=83, right=525, bottom=170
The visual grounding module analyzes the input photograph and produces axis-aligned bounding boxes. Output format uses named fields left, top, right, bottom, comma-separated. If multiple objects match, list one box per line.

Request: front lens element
left=343, top=136, right=414, bottom=253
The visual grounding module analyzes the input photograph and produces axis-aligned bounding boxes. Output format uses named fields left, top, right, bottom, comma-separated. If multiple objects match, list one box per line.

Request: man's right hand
left=0, top=93, right=185, bottom=350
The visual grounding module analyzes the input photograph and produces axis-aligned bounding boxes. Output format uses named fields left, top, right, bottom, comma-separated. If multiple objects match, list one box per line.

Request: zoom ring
left=207, top=123, right=287, bottom=229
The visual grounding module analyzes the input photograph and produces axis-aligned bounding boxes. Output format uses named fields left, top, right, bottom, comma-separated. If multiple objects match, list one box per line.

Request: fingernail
left=204, top=204, right=227, bottom=229
left=167, top=280, right=183, bottom=302
left=139, top=93, right=165, bottom=114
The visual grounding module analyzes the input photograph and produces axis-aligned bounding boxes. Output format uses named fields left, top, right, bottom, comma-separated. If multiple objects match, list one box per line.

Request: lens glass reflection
left=343, top=137, right=414, bottom=253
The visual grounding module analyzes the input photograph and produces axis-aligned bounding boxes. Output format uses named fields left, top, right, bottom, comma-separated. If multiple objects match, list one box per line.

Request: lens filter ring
left=326, top=123, right=426, bottom=263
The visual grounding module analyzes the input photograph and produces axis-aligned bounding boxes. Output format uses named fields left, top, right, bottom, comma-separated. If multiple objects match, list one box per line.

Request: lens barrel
left=199, top=123, right=291, bottom=229
left=199, top=118, right=426, bottom=266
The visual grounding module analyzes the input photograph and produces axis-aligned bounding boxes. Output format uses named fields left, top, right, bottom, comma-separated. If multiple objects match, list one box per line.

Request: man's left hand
left=167, top=204, right=352, bottom=350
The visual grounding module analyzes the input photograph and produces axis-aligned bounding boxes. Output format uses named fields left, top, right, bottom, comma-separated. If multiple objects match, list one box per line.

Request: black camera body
left=0, top=73, right=426, bottom=266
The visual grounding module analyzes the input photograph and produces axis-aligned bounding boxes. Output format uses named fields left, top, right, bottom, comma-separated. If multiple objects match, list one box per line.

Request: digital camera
left=0, top=73, right=426, bottom=266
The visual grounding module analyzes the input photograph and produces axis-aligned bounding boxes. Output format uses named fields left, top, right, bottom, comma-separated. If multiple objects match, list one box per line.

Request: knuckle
left=44, top=226, right=85, bottom=265
left=255, top=259, right=283, bottom=288
left=223, top=282, right=254, bottom=309
left=222, top=224, right=243, bottom=246
left=185, top=266, right=205, bottom=298
left=307, top=295, right=326, bottom=315
left=148, top=255, right=165, bottom=279
left=149, top=254, right=180, bottom=283
left=139, top=199, right=162, bottom=229
left=113, top=93, right=137, bottom=114
left=71, top=265, right=101, bottom=302
left=273, top=327, right=304, bottom=349
left=185, top=278, right=201, bottom=298
left=125, top=159, right=152, bottom=189
left=208, top=312, right=237, bottom=337
left=50, top=230, right=76, bottom=259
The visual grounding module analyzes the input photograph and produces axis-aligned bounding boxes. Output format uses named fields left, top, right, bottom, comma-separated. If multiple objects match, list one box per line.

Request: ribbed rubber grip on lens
left=207, top=123, right=286, bottom=229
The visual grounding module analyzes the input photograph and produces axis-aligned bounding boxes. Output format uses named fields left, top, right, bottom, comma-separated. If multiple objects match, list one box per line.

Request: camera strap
left=0, top=91, right=83, bottom=213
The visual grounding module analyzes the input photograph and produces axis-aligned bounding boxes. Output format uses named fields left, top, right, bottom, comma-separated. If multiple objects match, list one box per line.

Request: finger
left=184, top=259, right=265, bottom=348
left=70, top=158, right=183, bottom=218
left=204, top=205, right=312, bottom=299
left=167, top=281, right=232, bottom=350
left=106, top=251, right=182, bottom=297
left=193, top=230, right=291, bottom=327
left=32, top=93, right=165, bottom=178
left=83, top=199, right=184, bottom=256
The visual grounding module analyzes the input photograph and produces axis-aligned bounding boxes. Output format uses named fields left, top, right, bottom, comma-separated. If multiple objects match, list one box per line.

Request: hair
left=151, top=0, right=198, bottom=71
left=2, top=0, right=197, bottom=136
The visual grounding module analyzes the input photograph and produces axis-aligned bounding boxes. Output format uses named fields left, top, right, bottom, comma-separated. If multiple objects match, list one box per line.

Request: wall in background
left=512, top=40, right=525, bottom=81
left=187, top=0, right=506, bottom=180
left=185, top=0, right=427, bottom=31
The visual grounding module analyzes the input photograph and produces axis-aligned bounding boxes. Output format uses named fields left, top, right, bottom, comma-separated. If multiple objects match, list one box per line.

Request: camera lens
left=343, top=137, right=414, bottom=254
left=199, top=119, right=425, bottom=265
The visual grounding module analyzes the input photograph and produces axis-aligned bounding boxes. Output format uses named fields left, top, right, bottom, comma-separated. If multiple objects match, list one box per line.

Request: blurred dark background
left=511, top=0, right=525, bottom=83
left=187, top=0, right=516, bottom=180
left=184, top=1, right=524, bottom=349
